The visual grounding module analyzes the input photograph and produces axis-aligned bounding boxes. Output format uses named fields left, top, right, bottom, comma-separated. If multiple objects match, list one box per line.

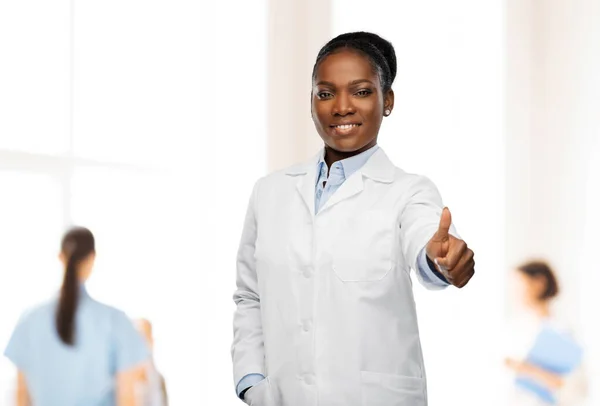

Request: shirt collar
left=317, top=145, right=380, bottom=183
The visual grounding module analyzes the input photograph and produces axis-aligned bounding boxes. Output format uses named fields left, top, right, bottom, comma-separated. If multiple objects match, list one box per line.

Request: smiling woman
left=311, top=32, right=395, bottom=161
left=231, top=31, right=475, bottom=406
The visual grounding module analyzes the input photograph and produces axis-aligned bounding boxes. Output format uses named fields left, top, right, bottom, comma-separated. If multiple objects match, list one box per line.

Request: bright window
left=0, top=173, right=63, bottom=401
left=0, top=0, right=71, bottom=155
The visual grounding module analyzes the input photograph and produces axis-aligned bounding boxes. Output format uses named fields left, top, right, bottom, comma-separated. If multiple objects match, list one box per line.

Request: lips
left=330, top=123, right=361, bottom=136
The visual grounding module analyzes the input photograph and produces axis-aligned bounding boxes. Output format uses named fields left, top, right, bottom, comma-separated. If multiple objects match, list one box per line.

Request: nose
left=332, top=92, right=355, bottom=116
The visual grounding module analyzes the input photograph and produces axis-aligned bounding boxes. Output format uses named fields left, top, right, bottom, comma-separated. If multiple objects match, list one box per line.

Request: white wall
left=266, top=0, right=332, bottom=171
left=578, top=1, right=600, bottom=398
left=506, top=0, right=600, bottom=403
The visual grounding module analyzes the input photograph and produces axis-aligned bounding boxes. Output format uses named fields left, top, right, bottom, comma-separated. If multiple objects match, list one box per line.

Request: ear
left=384, top=89, right=395, bottom=114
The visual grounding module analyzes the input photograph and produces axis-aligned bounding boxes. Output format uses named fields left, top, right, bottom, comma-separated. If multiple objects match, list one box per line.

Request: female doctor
left=231, top=31, right=475, bottom=406
left=4, top=227, right=149, bottom=406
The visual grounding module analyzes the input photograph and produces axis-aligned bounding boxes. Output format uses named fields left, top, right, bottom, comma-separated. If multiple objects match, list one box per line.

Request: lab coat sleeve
left=557, top=363, right=589, bottom=405
left=399, top=175, right=459, bottom=290
left=232, top=180, right=266, bottom=392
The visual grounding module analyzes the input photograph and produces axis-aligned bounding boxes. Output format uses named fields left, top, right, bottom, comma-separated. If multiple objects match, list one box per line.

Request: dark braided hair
left=312, top=31, right=397, bottom=93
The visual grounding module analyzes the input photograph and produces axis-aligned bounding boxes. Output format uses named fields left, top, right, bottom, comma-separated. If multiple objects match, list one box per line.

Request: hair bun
left=331, top=31, right=397, bottom=85
left=353, top=32, right=396, bottom=83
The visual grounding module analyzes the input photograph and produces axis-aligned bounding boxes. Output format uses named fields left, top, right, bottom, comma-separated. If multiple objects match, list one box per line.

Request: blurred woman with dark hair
left=505, top=260, right=588, bottom=405
left=3, top=226, right=149, bottom=406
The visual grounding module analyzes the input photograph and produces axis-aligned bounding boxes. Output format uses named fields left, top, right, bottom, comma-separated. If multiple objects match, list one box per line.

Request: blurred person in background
left=232, top=31, right=475, bottom=406
left=3, top=226, right=149, bottom=406
left=505, top=260, right=588, bottom=405
left=134, top=318, right=168, bottom=406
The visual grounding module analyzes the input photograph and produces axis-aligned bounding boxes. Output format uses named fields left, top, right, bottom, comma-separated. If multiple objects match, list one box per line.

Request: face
left=513, top=271, right=545, bottom=307
left=311, top=50, right=394, bottom=154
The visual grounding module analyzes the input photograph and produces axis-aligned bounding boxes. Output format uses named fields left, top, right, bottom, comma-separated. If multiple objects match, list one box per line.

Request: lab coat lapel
left=317, top=172, right=364, bottom=214
left=286, top=152, right=321, bottom=218
left=318, top=147, right=395, bottom=214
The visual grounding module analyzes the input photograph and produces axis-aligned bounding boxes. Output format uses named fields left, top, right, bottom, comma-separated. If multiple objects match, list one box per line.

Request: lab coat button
left=303, top=374, right=315, bottom=385
left=301, top=319, right=312, bottom=332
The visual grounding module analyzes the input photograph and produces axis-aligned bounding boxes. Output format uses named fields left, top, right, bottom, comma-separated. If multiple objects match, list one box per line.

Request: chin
left=325, top=138, right=366, bottom=153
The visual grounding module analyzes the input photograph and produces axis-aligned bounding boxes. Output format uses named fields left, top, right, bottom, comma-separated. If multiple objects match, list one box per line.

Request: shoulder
left=383, top=159, right=435, bottom=190
left=388, top=168, right=441, bottom=199
left=365, top=148, right=439, bottom=191
left=5, top=300, right=56, bottom=363
left=14, top=299, right=56, bottom=327
left=103, top=304, right=132, bottom=326
left=85, top=297, right=133, bottom=326
left=250, top=156, right=316, bottom=197
left=261, top=161, right=310, bottom=185
left=391, top=168, right=431, bottom=186
left=544, top=315, right=581, bottom=339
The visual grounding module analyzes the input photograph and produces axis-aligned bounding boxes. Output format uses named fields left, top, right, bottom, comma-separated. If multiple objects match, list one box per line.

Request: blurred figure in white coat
left=505, top=260, right=588, bottom=405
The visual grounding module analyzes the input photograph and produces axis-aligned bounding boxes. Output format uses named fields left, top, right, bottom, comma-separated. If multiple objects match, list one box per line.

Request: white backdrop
left=506, top=0, right=600, bottom=404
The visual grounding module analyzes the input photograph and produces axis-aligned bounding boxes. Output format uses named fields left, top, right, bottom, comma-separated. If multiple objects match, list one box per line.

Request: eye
left=355, top=89, right=372, bottom=97
left=317, top=91, right=333, bottom=100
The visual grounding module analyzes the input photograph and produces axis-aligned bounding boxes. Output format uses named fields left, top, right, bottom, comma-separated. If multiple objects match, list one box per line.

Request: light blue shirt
left=236, top=145, right=449, bottom=398
left=314, top=145, right=380, bottom=213
left=4, top=286, right=149, bottom=406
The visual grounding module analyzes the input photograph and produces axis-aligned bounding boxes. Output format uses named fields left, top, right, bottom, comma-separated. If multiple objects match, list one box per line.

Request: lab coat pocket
left=361, top=371, right=426, bottom=406
left=244, top=377, right=277, bottom=406
left=332, top=210, right=394, bottom=282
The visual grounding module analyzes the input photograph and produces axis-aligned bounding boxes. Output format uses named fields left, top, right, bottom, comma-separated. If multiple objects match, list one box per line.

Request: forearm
left=117, top=366, right=145, bottom=406
left=517, top=362, right=564, bottom=389
left=16, top=372, right=30, bottom=406
left=116, top=385, right=138, bottom=406
left=16, top=390, right=29, bottom=406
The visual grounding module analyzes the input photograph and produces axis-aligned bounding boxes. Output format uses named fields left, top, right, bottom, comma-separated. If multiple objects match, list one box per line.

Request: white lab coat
left=232, top=148, right=457, bottom=406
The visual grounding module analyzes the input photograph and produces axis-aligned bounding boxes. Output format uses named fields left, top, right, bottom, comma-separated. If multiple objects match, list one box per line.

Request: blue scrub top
left=4, top=286, right=149, bottom=406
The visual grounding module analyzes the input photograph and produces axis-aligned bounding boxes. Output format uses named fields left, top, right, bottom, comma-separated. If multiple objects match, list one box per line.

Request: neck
left=324, top=141, right=377, bottom=168
left=531, top=300, right=551, bottom=318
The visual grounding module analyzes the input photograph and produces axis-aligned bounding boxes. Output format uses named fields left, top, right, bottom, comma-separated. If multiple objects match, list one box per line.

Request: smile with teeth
left=332, top=123, right=361, bottom=134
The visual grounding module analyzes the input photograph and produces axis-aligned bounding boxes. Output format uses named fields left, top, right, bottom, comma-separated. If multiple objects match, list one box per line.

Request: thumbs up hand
left=425, top=207, right=475, bottom=288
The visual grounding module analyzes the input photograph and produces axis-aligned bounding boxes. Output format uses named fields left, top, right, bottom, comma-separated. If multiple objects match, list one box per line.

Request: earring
left=384, top=109, right=391, bottom=116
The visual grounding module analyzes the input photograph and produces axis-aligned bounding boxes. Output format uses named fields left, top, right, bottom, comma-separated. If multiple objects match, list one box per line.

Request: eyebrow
left=316, top=79, right=375, bottom=87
